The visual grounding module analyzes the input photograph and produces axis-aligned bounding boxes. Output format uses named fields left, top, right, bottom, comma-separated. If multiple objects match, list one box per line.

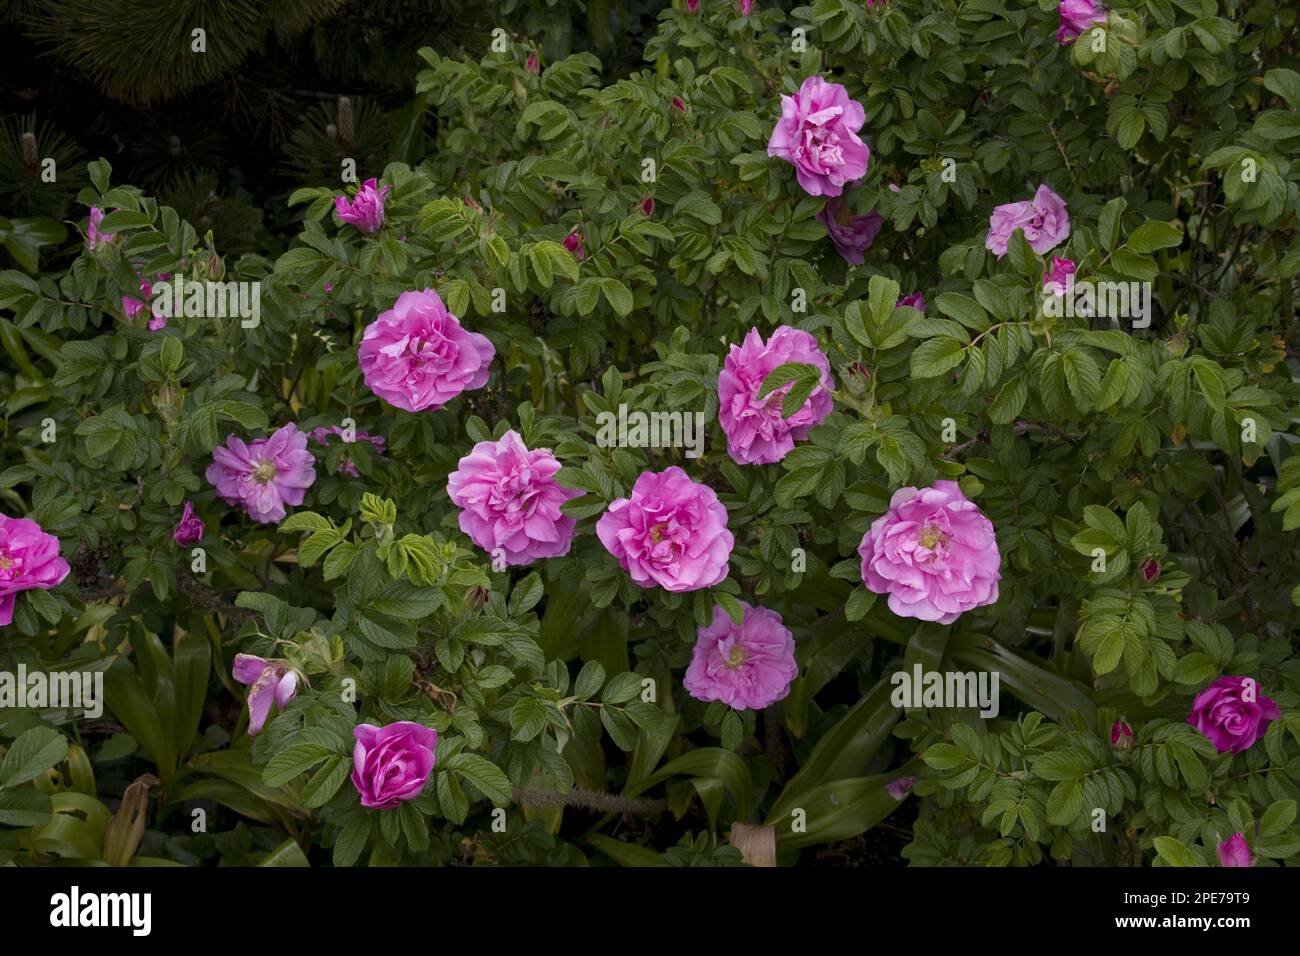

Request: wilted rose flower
left=1217, top=832, right=1252, bottom=868
left=596, top=466, right=733, bottom=592
left=683, top=602, right=797, bottom=710
left=351, top=721, right=438, bottom=809
left=719, top=326, right=834, bottom=465
left=334, top=177, right=391, bottom=234
left=986, top=184, right=1070, bottom=257
left=817, top=196, right=883, bottom=264
left=885, top=776, right=917, bottom=800
left=1110, top=720, right=1133, bottom=748
left=525, top=53, right=540, bottom=75
left=897, top=292, right=926, bottom=312
left=0, top=514, right=70, bottom=627
left=447, top=429, right=582, bottom=565
left=172, top=501, right=205, bottom=546
left=1057, top=0, right=1106, bottom=45
left=562, top=229, right=585, bottom=260
left=1187, top=676, right=1279, bottom=753
left=232, top=654, right=298, bottom=735
left=767, top=76, right=871, bottom=197
left=86, top=206, right=114, bottom=251
left=1043, top=256, right=1076, bottom=295
left=357, top=288, right=495, bottom=413
left=858, top=481, right=1001, bottom=624
left=206, top=423, right=318, bottom=524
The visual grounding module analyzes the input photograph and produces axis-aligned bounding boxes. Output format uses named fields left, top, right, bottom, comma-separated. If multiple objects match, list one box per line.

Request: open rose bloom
left=858, top=481, right=1001, bottom=624
left=986, top=184, right=1070, bottom=257
left=351, top=721, right=438, bottom=809
left=767, top=76, right=871, bottom=197
left=1187, top=675, right=1278, bottom=753
left=684, top=602, right=798, bottom=711
left=358, top=288, right=495, bottom=412
left=232, top=654, right=298, bottom=735
left=0, top=515, right=70, bottom=627
left=335, top=177, right=391, bottom=233
left=206, top=423, right=318, bottom=524
left=1057, top=0, right=1107, bottom=44
left=447, top=429, right=582, bottom=565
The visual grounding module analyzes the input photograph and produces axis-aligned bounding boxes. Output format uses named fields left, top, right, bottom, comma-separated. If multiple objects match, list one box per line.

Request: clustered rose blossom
left=885, top=776, right=917, bottom=800
left=0, top=514, right=70, bottom=627
left=562, top=229, right=585, bottom=260
left=351, top=721, right=438, bottom=809
left=173, top=501, right=205, bottom=546
left=767, top=76, right=871, bottom=197
left=357, top=288, right=495, bottom=413
left=232, top=654, right=298, bottom=735
left=718, top=326, right=835, bottom=465
left=1217, top=833, right=1252, bottom=868
left=1042, top=256, right=1076, bottom=295
left=447, top=429, right=582, bottom=566
left=985, top=184, right=1070, bottom=257
left=858, top=480, right=1002, bottom=624
left=1057, top=0, right=1106, bottom=45
left=596, top=466, right=733, bottom=592
left=335, top=178, right=391, bottom=233
left=1187, top=676, right=1278, bottom=753
left=683, top=601, right=798, bottom=710
left=307, top=426, right=387, bottom=478
left=206, top=423, right=318, bottom=524
left=897, top=292, right=926, bottom=312
left=817, top=197, right=883, bottom=264
left=86, top=206, right=114, bottom=251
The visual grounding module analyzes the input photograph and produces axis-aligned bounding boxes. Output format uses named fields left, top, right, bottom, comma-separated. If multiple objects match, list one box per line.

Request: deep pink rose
left=335, top=178, right=391, bottom=234
left=1110, top=720, right=1133, bottom=748
left=986, top=184, right=1070, bottom=257
left=0, top=514, right=70, bottom=627
left=671, top=96, right=687, bottom=114
left=1187, top=676, right=1279, bottom=753
left=683, top=601, right=797, bottom=710
left=86, top=206, right=114, bottom=251
left=357, top=288, right=494, bottom=413
left=858, top=480, right=1002, bottom=624
left=1058, top=0, right=1106, bottom=45
left=767, top=76, right=871, bottom=197
left=232, top=654, right=298, bottom=735
left=447, top=429, right=582, bottom=565
left=351, top=721, right=438, bottom=809
left=718, top=326, right=834, bottom=465
left=1140, top=558, right=1160, bottom=582
left=817, top=197, right=883, bottom=264
left=596, top=466, right=734, bottom=592
left=1043, top=256, right=1076, bottom=295
left=525, top=53, right=540, bottom=75
left=1217, top=833, right=1252, bottom=868
left=640, top=197, right=655, bottom=216
left=173, top=500, right=206, bottom=546
left=562, top=230, right=585, bottom=260
left=738, top=0, right=754, bottom=14
left=897, top=292, right=926, bottom=312
left=206, top=423, right=318, bottom=524
left=885, top=775, right=917, bottom=800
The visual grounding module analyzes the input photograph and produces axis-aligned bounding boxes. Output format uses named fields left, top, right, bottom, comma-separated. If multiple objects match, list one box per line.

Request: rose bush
left=1, top=0, right=1299, bottom=868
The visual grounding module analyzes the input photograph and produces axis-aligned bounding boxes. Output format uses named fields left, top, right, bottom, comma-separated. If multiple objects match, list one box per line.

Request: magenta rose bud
left=1140, top=558, right=1159, bottom=582
left=562, top=230, right=585, bottom=260
left=858, top=481, right=1002, bottom=624
left=232, top=654, right=298, bottom=735
left=897, top=292, right=926, bottom=312
left=1110, top=720, right=1133, bottom=749
left=525, top=53, right=540, bottom=75
left=1187, top=676, right=1279, bottom=753
left=739, top=0, right=754, bottom=14
left=719, top=326, right=835, bottom=465
left=1217, top=833, right=1252, bottom=868
left=767, top=76, right=871, bottom=197
left=685, top=0, right=699, bottom=12
left=1057, top=0, right=1106, bottom=45
left=1043, top=256, right=1076, bottom=295
left=447, top=429, right=582, bottom=565
left=0, top=515, right=71, bottom=627
left=206, top=423, right=318, bottom=525
left=885, top=775, right=917, bottom=800
left=596, top=467, right=734, bottom=592
left=358, top=288, right=494, bottom=413
left=671, top=96, right=687, bottom=113
left=334, top=178, right=391, bottom=234
left=817, top=197, right=883, bottom=265
left=173, top=500, right=206, bottom=546
left=351, top=721, right=438, bottom=809
left=86, top=206, right=114, bottom=251
left=985, top=184, right=1070, bottom=257
left=684, top=601, right=797, bottom=710
left=640, top=197, right=655, bottom=216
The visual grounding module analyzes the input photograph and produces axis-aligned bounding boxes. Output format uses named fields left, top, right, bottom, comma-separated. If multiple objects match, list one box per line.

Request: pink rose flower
left=858, top=480, right=1002, bottom=624
left=596, top=466, right=734, bottom=592
left=683, top=601, right=798, bottom=710
left=1057, top=0, right=1106, bottom=45
left=1187, top=676, right=1279, bottom=753
left=232, top=654, right=298, bottom=735
left=739, top=0, right=754, bottom=14
left=885, top=775, right=917, bottom=800
left=986, top=184, right=1070, bottom=257
left=351, top=721, right=438, bottom=809
left=1140, top=558, right=1160, bottom=582
left=817, top=197, right=883, bottom=265
left=767, top=76, right=871, bottom=197
left=357, top=288, right=495, bottom=413
left=640, top=197, right=655, bottom=216
left=897, top=292, right=926, bottom=312
left=525, top=53, right=540, bottom=75
left=1110, top=720, right=1133, bottom=749
left=562, top=230, right=585, bottom=260
left=671, top=96, right=688, bottom=113
left=335, top=178, right=391, bottom=234
left=173, top=501, right=206, bottom=546
left=1043, top=256, right=1076, bottom=295
left=206, top=423, right=318, bottom=524
left=86, top=206, right=114, bottom=251
left=447, top=429, right=582, bottom=565
left=1217, top=833, right=1252, bottom=868
left=0, top=514, right=70, bottom=627
left=718, top=326, right=835, bottom=465
left=686, top=0, right=699, bottom=12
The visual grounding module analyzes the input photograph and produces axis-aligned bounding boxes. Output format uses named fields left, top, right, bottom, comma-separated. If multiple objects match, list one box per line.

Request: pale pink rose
left=986, top=184, right=1070, bottom=257
left=858, top=480, right=1002, bottom=624
left=1043, top=256, right=1076, bottom=295
left=232, top=654, right=298, bottom=735
left=683, top=602, right=797, bottom=710
left=719, top=326, right=834, bottom=465
left=206, top=423, right=318, bottom=524
left=335, top=178, right=391, bottom=234
left=1187, top=676, right=1279, bottom=754
left=357, top=288, right=494, bottom=413
left=0, top=514, right=70, bottom=627
left=817, top=197, right=883, bottom=264
left=86, top=206, right=114, bottom=251
left=596, top=467, right=733, bottom=592
left=897, top=292, right=926, bottom=312
left=767, top=76, right=871, bottom=197
left=351, top=722, right=438, bottom=809
left=1217, top=833, right=1252, bottom=868
left=447, top=429, right=582, bottom=565
left=1058, top=0, right=1106, bottom=44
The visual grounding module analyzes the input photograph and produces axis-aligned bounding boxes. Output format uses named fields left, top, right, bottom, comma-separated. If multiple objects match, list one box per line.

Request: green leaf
left=446, top=753, right=513, bottom=806
left=0, top=727, right=69, bottom=788
left=1126, top=221, right=1183, bottom=254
